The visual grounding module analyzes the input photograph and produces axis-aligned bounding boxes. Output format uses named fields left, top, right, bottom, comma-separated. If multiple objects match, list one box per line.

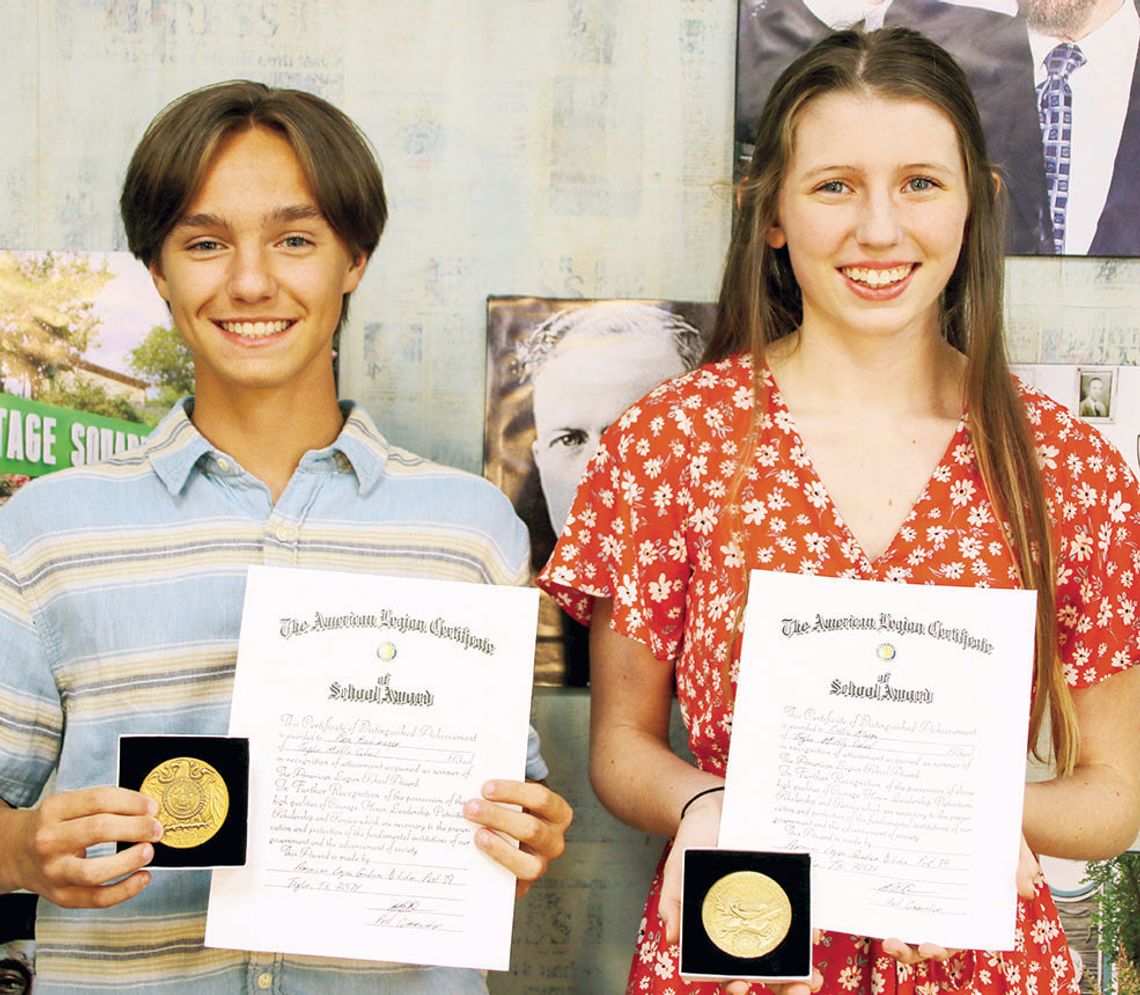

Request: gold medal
left=140, top=756, right=229, bottom=848
left=701, top=870, right=793, bottom=959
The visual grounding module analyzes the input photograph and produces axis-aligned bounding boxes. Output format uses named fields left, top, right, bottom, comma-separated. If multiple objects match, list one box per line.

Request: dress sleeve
left=0, top=532, right=63, bottom=807
left=1033, top=397, right=1140, bottom=689
left=536, top=381, right=697, bottom=664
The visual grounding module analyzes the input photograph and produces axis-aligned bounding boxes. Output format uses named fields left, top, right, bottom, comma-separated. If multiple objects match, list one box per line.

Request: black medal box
left=117, top=735, right=249, bottom=868
left=680, top=848, right=812, bottom=981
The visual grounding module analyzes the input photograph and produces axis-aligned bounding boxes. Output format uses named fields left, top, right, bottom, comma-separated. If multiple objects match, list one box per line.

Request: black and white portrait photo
left=483, top=297, right=714, bottom=685
left=1077, top=366, right=1117, bottom=421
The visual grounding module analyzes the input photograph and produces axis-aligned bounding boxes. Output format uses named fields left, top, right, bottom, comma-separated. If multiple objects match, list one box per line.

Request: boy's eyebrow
left=170, top=204, right=325, bottom=230
left=267, top=204, right=324, bottom=224
left=171, top=212, right=227, bottom=231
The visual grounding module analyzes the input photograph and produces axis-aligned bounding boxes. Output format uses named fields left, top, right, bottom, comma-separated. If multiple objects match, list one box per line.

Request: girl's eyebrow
left=799, top=161, right=957, bottom=180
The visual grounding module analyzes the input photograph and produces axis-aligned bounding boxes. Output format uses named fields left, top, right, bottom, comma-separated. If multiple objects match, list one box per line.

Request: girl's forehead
left=784, top=92, right=964, bottom=168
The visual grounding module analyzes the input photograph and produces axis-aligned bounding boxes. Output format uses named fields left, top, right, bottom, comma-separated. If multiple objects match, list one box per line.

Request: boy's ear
left=342, top=252, right=368, bottom=294
left=149, top=259, right=171, bottom=303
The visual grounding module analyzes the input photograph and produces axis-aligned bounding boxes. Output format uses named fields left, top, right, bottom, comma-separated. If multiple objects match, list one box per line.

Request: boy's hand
left=5, top=787, right=163, bottom=908
left=463, top=780, right=573, bottom=898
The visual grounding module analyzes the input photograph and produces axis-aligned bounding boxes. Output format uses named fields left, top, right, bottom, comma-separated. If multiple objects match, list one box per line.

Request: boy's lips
left=215, top=319, right=295, bottom=338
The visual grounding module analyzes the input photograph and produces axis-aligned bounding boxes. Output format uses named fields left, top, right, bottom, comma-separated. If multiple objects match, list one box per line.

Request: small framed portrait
left=1075, top=367, right=1117, bottom=423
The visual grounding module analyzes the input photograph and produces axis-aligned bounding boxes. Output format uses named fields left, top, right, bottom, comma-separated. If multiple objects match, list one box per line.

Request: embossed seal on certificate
left=141, top=756, right=230, bottom=848
left=701, top=870, right=793, bottom=959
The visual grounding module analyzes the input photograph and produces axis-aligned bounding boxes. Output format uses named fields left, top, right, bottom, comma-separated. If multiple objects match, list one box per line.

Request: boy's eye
left=282, top=235, right=313, bottom=248
left=188, top=239, right=222, bottom=252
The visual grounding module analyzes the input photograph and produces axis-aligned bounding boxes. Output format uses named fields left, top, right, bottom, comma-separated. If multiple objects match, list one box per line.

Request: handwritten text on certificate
left=205, top=565, right=538, bottom=971
left=719, top=571, right=1036, bottom=950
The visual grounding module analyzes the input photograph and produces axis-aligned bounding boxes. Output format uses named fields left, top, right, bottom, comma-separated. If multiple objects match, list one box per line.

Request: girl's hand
left=659, top=786, right=725, bottom=944
left=1016, top=833, right=1044, bottom=899
left=883, top=833, right=1041, bottom=964
left=661, top=788, right=822, bottom=994
left=880, top=938, right=959, bottom=965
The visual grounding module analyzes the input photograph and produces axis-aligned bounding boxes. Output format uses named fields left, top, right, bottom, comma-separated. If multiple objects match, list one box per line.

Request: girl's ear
left=766, top=222, right=787, bottom=249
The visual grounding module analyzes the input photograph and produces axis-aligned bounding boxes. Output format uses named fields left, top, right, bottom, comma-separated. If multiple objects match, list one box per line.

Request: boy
left=0, top=81, right=571, bottom=993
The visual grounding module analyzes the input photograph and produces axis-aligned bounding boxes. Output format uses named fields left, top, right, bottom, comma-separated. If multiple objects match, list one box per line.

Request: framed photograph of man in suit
left=1076, top=366, right=1117, bottom=422
left=734, top=0, right=1140, bottom=256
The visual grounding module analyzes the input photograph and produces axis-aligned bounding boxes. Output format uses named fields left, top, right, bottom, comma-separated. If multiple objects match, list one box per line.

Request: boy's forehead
left=173, top=128, right=322, bottom=227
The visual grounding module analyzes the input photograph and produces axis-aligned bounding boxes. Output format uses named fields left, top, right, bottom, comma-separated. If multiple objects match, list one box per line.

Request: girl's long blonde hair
left=709, top=29, right=1076, bottom=773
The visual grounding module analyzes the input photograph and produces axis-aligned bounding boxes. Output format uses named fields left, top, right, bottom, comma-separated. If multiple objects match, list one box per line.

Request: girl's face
left=766, top=92, right=970, bottom=347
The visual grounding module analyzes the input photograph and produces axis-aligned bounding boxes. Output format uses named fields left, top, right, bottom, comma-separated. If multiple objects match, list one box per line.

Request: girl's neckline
left=758, top=357, right=969, bottom=572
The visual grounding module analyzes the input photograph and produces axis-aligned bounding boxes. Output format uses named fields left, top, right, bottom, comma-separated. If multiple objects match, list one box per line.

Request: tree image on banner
left=0, top=251, right=180, bottom=500
left=129, top=323, right=195, bottom=417
left=0, top=252, right=110, bottom=398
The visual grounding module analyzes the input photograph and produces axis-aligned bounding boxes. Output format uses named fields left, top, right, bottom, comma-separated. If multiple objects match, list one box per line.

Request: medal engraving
left=701, top=870, right=793, bottom=959
left=141, top=756, right=230, bottom=848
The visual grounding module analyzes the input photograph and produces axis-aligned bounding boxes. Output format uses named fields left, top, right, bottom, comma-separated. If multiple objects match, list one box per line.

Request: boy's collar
left=146, top=398, right=390, bottom=496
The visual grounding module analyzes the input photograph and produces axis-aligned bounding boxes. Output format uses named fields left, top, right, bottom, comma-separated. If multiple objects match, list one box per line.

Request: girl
left=538, top=28, right=1140, bottom=995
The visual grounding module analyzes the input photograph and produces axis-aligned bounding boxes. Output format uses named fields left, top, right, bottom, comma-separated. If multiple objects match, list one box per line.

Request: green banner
left=0, top=393, right=149, bottom=478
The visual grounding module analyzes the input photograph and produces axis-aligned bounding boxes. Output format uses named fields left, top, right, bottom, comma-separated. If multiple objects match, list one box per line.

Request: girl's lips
left=839, top=263, right=918, bottom=299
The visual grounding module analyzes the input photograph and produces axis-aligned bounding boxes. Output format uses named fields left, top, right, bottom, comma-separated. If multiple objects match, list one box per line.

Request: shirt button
left=215, top=457, right=231, bottom=473
left=274, top=525, right=297, bottom=543
left=257, top=972, right=273, bottom=990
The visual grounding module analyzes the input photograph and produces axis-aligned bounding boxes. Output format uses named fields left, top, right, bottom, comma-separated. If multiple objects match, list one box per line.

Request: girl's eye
left=818, top=180, right=848, bottom=194
left=908, top=177, right=938, bottom=192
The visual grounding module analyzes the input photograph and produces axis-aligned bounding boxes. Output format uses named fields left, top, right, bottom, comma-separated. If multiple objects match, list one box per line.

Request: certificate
left=719, top=571, right=1036, bottom=950
left=205, top=565, right=538, bottom=971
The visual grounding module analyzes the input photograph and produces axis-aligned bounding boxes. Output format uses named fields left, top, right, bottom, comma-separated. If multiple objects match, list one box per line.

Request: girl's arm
left=588, top=597, right=719, bottom=835
left=1024, top=664, right=1140, bottom=859
left=590, top=598, right=822, bottom=995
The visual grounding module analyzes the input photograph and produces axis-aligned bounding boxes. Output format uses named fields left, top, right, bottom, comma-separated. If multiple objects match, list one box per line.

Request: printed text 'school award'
left=205, top=565, right=538, bottom=971
left=719, top=571, right=1036, bottom=951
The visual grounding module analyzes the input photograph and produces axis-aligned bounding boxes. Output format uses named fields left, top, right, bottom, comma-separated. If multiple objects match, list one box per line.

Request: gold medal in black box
left=681, top=849, right=812, bottom=981
left=117, top=735, right=249, bottom=868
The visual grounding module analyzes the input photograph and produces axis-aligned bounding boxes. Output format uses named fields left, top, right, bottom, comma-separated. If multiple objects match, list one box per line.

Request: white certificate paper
left=720, top=571, right=1036, bottom=950
left=205, top=565, right=538, bottom=971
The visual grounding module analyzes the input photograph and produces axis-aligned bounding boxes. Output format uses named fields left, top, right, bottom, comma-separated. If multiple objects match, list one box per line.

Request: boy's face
left=149, top=126, right=365, bottom=404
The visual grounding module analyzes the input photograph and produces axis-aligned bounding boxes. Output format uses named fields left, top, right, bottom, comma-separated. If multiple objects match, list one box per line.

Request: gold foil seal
left=701, top=870, right=793, bottom=959
left=140, top=756, right=229, bottom=848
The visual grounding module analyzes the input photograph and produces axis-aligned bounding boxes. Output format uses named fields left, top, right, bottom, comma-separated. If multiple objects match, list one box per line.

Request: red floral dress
left=537, top=352, right=1140, bottom=995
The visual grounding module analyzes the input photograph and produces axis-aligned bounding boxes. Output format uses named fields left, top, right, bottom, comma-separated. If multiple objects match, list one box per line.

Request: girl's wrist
left=679, top=784, right=725, bottom=824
